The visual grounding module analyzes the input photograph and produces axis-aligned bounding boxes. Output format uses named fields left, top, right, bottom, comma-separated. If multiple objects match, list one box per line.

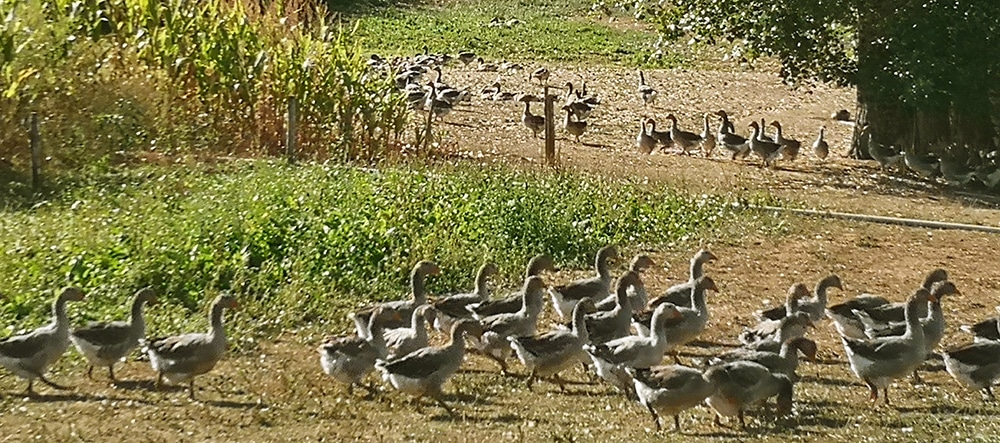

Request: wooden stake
left=543, top=86, right=555, bottom=165
left=30, top=112, right=41, bottom=189
left=286, top=96, right=298, bottom=164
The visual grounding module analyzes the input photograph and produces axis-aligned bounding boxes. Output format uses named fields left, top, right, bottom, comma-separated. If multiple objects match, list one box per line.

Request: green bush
left=0, top=162, right=736, bottom=334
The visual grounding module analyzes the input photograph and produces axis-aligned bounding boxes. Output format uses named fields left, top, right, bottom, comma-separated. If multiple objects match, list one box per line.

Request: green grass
left=351, top=0, right=683, bottom=66
left=0, top=161, right=748, bottom=337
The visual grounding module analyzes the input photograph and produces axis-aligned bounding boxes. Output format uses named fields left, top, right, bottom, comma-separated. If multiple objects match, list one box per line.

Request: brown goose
left=636, top=119, right=657, bottom=154
left=318, top=306, right=389, bottom=394
left=700, top=113, right=717, bottom=157
left=665, top=114, right=703, bottom=155
left=748, top=121, right=782, bottom=167
left=508, top=298, right=596, bottom=390
left=711, top=336, right=817, bottom=382
left=770, top=121, right=801, bottom=161
left=474, top=276, right=546, bottom=373
left=628, top=365, right=716, bottom=432
left=521, top=100, right=545, bottom=138
left=352, top=260, right=440, bottom=337
left=637, top=70, right=657, bottom=106
left=649, top=249, right=717, bottom=309
left=577, top=271, right=640, bottom=345
left=757, top=274, right=842, bottom=322
left=714, top=110, right=749, bottom=159
left=740, top=284, right=813, bottom=345
left=943, top=333, right=1000, bottom=399
left=596, top=254, right=655, bottom=313
left=468, top=254, right=555, bottom=318
left=549, top=245, right=619, bottom=319
left=431, top=262, right=499, bottom=333
left=562, top=106, right=588, bottom=143
left=145, top=293, right=239, bottom=399
left=840, top=288, right=931, bottom=406
left=0, top=287, right=85, bottom=394
left=384, top=305, right=436, bottom=360
left=704, top=360, right=794, bottom=428
left=375, top=319, right=484, bottom=416
left=71, top=287, right=157, bottom=381
left=743, top=311, right=814, bottom=354
left=827, top=268, right=947, bottom=339
left=812, top=126, right=829, bottom=160
left=585, top=301, right=684, bottom=391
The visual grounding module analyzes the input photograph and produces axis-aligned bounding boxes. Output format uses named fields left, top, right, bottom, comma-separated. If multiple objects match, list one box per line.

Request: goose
left=508, top=298, right=597, bottom=390
left=770, top=121, right=801, bottom=161
left=839, top=288, right=931, bottom=406
left=700, top=113, right=717, bottom=157
left=637, top=70, right=657, bottom=106
left=529, top=67, right=550, bottom=84
left=423, top=83, right=455, bottom=119
left=521, top=100, right=545, bottom=138
left=943, top=336, right=1000, bottom=399
left=562, top=106, right=588, bottom=143
left=812, top=126, right=829, bottom=160
left=740, top=285, right=813, bottom=347
left=71, top=287, right=157, bottom=381
left=474, top=276, right=546, bottom=373
left=743, top=311, right=814, bottom=354
left=862, top=124, right=904, bottom=170
left=596, top=254, right=655, bottom=313
left=757, top=274, right=842, bottom=322
left=375, top=319, right=484, bottom=416
left=636, top=119, right=657, bottom=154
left=904, top=148, right=941, bottom=178
left=549, top=245, right=619, bottom=319
left=826, top=268, right=947, bottom=339
left=479, top=81, right=501, bottom=101
left=714, top=110, right=749, bottom=160
left=628, top=365, right=716, bottom=432
left=145, top=293, right=239, bottom=399
left=0, top=287, right=85, bottom=394
left=659, top=276, right=717, bottom=361
left=352, top=260, right=440, bottom=338
left=585, top=302, right=684, bottom=387
left=384, top=305, right=436, bottom=360
left=704, top=360, right=794, bottom=428
left=711, top=337, right=817, bottom=382
left=457, top=51, right=476, bottom=66
left=468, top=254, right=555, bottom=318
left=755, top=283, right=804, bottom=323
left=476, top=57, right=499, bottom=72
left=665, top=114, right=703, bottom=155
left=960, top=307, right=1000, bottom=343
left=646, top=118, right=672, bottom=150
left=577, top=81, right=601, bottom=107
left=748, top=121, right=783, bottom=167
left=431, top=262, right=499, bottom=333
left=579, top=271, right=640, bottom=345
left=649, top=249, right=717, bottom=309
left=564, top=100, right=594, bottom=121
left=318, top=306, right=390, bottom=394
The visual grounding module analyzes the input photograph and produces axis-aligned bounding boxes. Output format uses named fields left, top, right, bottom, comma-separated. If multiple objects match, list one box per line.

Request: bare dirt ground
left=3, top=61, right=1000, bottom=442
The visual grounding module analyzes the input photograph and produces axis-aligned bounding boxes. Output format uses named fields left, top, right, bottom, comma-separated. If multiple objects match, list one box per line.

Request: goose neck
left=411, top=272, right=428, bottom=304
left=209, top=302, right=227, bottom=342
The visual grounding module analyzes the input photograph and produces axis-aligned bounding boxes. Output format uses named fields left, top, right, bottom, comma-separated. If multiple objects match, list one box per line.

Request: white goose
left=145, top=293, right=239, bottom=399
left=0, top=287, right=85, bottom=394
left=71, top=287, right=157, bottom=381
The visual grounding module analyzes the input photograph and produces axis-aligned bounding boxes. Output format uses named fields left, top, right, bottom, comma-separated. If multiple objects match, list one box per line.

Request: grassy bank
left=351, top=0, right=681, bottom=66
left=0, top=161, right=751, bottom=337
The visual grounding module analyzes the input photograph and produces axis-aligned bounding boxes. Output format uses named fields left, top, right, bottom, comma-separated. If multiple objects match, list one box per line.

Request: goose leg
left=430, top=391, right=454, bottom=417
left=738, top=409, right=747, bottom=429
left=86, top=365, right=95, bottom=380
left=25, top=379, right=35, bottom=396
left=911, top=370, right=923, bottom=384
left=645, top=403, right=661, bottom=432
left=108, top=365, right=117, bottom=382
left=188, top=380, right=196, bottom=400
left=672, top=415, right=682, bottom=433
left=882, top=388, right=890, bottom=406
left=864, top=379, right=879, bottom=405
left=155, top=373, right=163, bottom=391
left=552, top=373, right=567, bottom=392
left=525, top=370, right=536, bottom=391
left=37, top=374, right=70, bottom=391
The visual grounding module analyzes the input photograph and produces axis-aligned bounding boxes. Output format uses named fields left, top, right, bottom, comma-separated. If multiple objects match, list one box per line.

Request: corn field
left=0, top=0, right=410, bottom=175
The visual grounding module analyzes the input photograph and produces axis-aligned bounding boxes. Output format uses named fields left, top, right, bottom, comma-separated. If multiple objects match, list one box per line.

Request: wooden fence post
left=543, top=87, right=555, bottom=165
left=30, top=113, right=41, bottom=189
left=286, top=96, right=298, bottom=164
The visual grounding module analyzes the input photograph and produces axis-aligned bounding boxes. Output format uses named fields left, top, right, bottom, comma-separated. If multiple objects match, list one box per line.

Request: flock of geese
left=377, top=49, right=833, bottom=169
left=310, top=247, right=1000, bottom=431
left=1, top=247, right=1000, bottom=432
left=380, top=48, right=1000, bottom=189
